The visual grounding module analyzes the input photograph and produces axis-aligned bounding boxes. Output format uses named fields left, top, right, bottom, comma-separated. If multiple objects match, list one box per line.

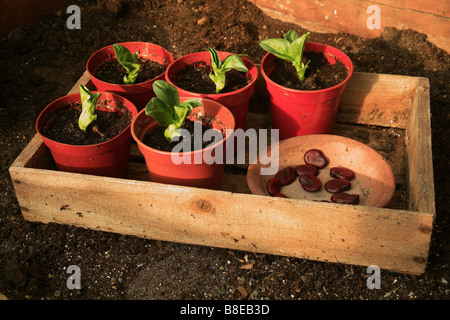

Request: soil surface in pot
left=42, top=100, right=133, bottom=145
left=142, top=114, right=224, bottom=152
left=94, top=57, right=166, bottom=84
left=173, top=60, right=252, bottom=94
left=269, top=52, right=348, bottom=90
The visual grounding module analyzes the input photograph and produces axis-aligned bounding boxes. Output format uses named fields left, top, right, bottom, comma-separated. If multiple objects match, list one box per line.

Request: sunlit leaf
left=78, top=85, right=100, bottom=131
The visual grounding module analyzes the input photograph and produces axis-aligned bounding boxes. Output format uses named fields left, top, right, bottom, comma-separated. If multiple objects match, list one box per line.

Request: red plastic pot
left=165, top=51, right=258, bottom=130
left=36, top=91, right=138, bottom=178
left=86, top=42, right=174, bottom=111
left=131, top=98, right=235, bottom=190
left=261, top=42, right=354, bottom=140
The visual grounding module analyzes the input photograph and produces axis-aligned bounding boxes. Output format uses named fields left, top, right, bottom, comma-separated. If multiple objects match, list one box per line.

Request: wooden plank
left=368, top=0, right=450, bottom=18
left=251, top=0, right=450, bottom=53
left=405, top=77, right=435, bottom=215
left=9, top=166, right=432, bottom=274
left=337, top=72, right=417, bottom=129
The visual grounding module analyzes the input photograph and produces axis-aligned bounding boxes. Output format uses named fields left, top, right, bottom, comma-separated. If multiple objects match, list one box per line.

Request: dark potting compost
left=94, top=57, right=166, bottom=84
left=42, top=100, right=133, bottom=145
left=142, top=114, right=225, bottom=152
left=269, top=51, right=348, bottom=90
left=172, top=61, right=252, bottom=94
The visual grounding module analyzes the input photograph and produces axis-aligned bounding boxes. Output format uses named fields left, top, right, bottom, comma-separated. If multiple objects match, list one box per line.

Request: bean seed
left=299, top=174, right=322, bottom=192
left=275, top=166, right=296, bottom=185
left=330, top=167, right=355, bottom=180
left=267, top=178, right=281, bottom=196
left=304, top=149, right=328, bottom=168
left=331, top=193, right=360, bottom=204
left=325, top=179, right=351, bottom=193
left=295, top=164, right=319, bottom=176
left=274, top=193, right=288, bottom=198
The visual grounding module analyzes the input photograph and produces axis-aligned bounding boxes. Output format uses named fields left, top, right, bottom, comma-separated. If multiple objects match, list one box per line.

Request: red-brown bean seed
left=295, top=164, right=319, bottom=176
left=275, top=166, right=296, bottom=185
left=325, top=179, right=351, bottom=193
left=299, top=174, right=322, bottom=192
left=331, top=193, right=360, bottom=204
left=304, top=149, right=328, bottom=168
left=330, top=167, right=355, bottom=180
left=274, top=193, right=288, bottom=198
left=267, top=178, right=281, bottom=196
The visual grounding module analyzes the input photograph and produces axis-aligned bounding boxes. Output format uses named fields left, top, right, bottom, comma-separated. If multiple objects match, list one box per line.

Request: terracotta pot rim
left=165, top=50, right=258, bottom=98
left=36, top=91, right=138, bottom=148
left=131, top=98, right=236, bottom=157
left=86, top=41, right=173, bottom=89
left=260, top=42, right=354, bottom=94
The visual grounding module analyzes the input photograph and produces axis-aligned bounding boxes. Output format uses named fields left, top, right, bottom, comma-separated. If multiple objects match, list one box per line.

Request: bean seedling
left=259, top=30, right=310, bottom=81
left=113, top=44, right=142, bottom=84
left=145, top=80, right=202, bottom=142
left=78, top=85, right=100, bottom=131
left=208, top=47, right=248, bottom=93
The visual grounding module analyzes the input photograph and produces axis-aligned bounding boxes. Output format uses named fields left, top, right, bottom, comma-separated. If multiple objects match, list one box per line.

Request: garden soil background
left=0, top=0, right=449, bottom=301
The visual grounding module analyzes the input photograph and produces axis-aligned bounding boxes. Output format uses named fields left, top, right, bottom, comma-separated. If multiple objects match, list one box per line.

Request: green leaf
left=144, top=80, right=202, bottom=143
left=222, top=55, right=248, bottom=73
left=78, top=85, right=100, bottom=131
left=289, top=32, right=309, bottom=65
left=173, top=105, right=190, bottom=126
left=259, top=38, right=293, bottom=61
left=113, top=44, right=142, bottom=84
left=180, top=99, right=202, bottom=109
left=284, top=30, right=299, bottom=43
left=152, top=80, right=180, bottom=108
left=296, top=59, right=311, bottom=81
left=208, top=47, right=222, bottom=71
left=260, top=31, right=311, bottom=82
left=209, top=72, right=226, bottom=93
left=164, top=124, right=182, bottom=142
left=145, top=97, right=174, bottom=127
left=208, top=48, right=249, bottom=93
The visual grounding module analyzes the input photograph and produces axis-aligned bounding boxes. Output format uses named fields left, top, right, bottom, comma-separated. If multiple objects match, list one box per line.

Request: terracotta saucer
left=247, top=134, right=395, bottom=208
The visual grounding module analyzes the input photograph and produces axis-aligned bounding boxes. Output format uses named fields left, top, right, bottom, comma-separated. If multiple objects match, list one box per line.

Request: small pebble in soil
left=304, top=149, right=328, bottom=168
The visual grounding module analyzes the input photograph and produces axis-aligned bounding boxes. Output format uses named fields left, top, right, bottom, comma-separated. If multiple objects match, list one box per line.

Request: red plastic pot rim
left=36, top=91, right=138, bottom=149
left=260, top=42, right=354, bottom=94
left=86, top=41, right=174, bottom=90
left=131, top=97, right=236, bottom=157
left=165, top=51, right=259, bottom=98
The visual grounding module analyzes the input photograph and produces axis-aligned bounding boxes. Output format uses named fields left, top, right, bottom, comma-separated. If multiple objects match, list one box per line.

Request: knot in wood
left=196, top=199, right=212, bottom=212
left=413, top=256, right=426, bottom=264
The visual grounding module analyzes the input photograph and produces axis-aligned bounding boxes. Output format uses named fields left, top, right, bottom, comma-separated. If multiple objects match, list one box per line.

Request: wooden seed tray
left=9, top=69, right=435, bottom=275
